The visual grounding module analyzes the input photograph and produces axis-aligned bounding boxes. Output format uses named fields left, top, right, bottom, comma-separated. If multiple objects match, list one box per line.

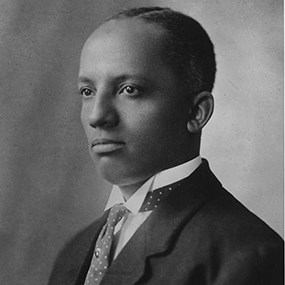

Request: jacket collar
left=101, top=159, right=222, bottom=285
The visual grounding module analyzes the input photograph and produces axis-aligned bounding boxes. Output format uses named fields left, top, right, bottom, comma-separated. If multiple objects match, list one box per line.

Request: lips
left=91, top=138, right=125, bottom=154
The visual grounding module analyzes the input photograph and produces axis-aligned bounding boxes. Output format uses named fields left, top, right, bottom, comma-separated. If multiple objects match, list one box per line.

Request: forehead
left=79, top=19, right=168, bottom=77
left=91, top=18, right=165, bottom=41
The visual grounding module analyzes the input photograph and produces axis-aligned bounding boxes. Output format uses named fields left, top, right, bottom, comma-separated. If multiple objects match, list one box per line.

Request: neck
left=119, top=179, right=149, bottom=200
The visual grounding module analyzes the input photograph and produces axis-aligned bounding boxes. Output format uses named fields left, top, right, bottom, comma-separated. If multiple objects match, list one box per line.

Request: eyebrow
left=78, top=74, right=150, bottom=85
left=77, top=76, right=94, bottom=85
left=114, top=74, right=149, bottom=83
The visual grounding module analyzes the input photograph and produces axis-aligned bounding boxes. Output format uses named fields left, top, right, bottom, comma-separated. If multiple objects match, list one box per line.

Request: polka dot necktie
left=139, top=180, right=182, bottom=212
left=84, top=180, right=182, bottom=284
left=84, top=204, right=128, bottom=285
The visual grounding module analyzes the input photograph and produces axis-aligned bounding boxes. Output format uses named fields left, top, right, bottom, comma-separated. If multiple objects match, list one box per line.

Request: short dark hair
left=107, top=7, right=216, bottom=95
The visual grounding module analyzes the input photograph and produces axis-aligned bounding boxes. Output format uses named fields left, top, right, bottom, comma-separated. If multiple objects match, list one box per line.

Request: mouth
left=91, top=138, right=125, bottom=154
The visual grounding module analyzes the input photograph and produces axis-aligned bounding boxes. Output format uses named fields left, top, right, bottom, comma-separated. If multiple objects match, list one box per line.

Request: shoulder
left=167, top=160, right=284, bottom=284
left=54, top=216, right=104, bottom=262
left=179, top=159, right=283, bottom=248
left=193, top=186, right=282, bottom=239
left=48, top=214, right=107, bottom=285
left=179, top=186, right=284, bottom=284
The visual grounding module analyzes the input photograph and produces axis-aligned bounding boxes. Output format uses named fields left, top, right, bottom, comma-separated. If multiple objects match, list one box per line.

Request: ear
left=187, top=91, right=214, bottom=133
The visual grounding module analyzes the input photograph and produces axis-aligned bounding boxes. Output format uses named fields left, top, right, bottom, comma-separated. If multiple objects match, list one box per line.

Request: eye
left=80, top=87, right=95, bottom=98
left=119, top=85, right=141, bottom=96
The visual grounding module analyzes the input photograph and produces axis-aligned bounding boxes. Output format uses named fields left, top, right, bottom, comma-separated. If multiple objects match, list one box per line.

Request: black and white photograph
left=0, top=1, right=283, bottom=284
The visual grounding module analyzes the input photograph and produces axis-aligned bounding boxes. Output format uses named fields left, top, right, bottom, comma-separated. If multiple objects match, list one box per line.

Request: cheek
left=124, top=105, right=162, bottom=133
left=125, top=103, right=186, bottom=146
left=80, top=106, right=91, bottom=138
left=134, top=101, right=185, bottom=130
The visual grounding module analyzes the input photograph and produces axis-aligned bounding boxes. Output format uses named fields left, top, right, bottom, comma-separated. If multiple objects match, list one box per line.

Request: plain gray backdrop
left=0, top=0, right=283, bottom=284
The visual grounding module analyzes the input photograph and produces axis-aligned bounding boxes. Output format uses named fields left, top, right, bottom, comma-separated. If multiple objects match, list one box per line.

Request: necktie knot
left=107, top=203, right=128, bottom=228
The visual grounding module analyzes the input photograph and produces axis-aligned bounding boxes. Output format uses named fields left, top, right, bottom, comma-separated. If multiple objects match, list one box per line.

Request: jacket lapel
left=101, top=221, right=148, bottom=284
left=101, top=160, right=222, bottom=285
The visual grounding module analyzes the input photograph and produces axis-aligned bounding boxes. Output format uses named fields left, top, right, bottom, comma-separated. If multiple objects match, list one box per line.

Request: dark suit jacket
left=48, top=160, right=284, bottom=285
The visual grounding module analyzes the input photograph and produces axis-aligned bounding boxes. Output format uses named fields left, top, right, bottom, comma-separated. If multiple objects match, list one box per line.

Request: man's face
left=78, top=19, right=192, bottom=188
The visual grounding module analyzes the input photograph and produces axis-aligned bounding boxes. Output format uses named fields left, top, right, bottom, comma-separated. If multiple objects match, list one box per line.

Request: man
left=49, top=7, right=283, bottom=285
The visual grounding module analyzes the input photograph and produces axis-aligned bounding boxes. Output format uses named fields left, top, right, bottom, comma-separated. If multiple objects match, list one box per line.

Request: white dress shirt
left=104, top=156, right=202, bottom=260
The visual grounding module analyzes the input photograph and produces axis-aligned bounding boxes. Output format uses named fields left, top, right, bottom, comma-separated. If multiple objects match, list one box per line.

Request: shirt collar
left=105, top=156, right=202, bottom=214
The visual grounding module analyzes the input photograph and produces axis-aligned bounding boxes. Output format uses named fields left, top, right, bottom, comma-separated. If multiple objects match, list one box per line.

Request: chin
left=99, top=170, right=134, bottom=186
left=97, top=164, right=149, bottom=188
left=91, top=153, right=158, bottom=187
left=97, top=163, right=126, bottom=185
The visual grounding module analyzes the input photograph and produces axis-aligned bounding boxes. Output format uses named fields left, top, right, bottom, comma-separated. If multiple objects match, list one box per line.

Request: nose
left=87, top=92, right=119, bottom=129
